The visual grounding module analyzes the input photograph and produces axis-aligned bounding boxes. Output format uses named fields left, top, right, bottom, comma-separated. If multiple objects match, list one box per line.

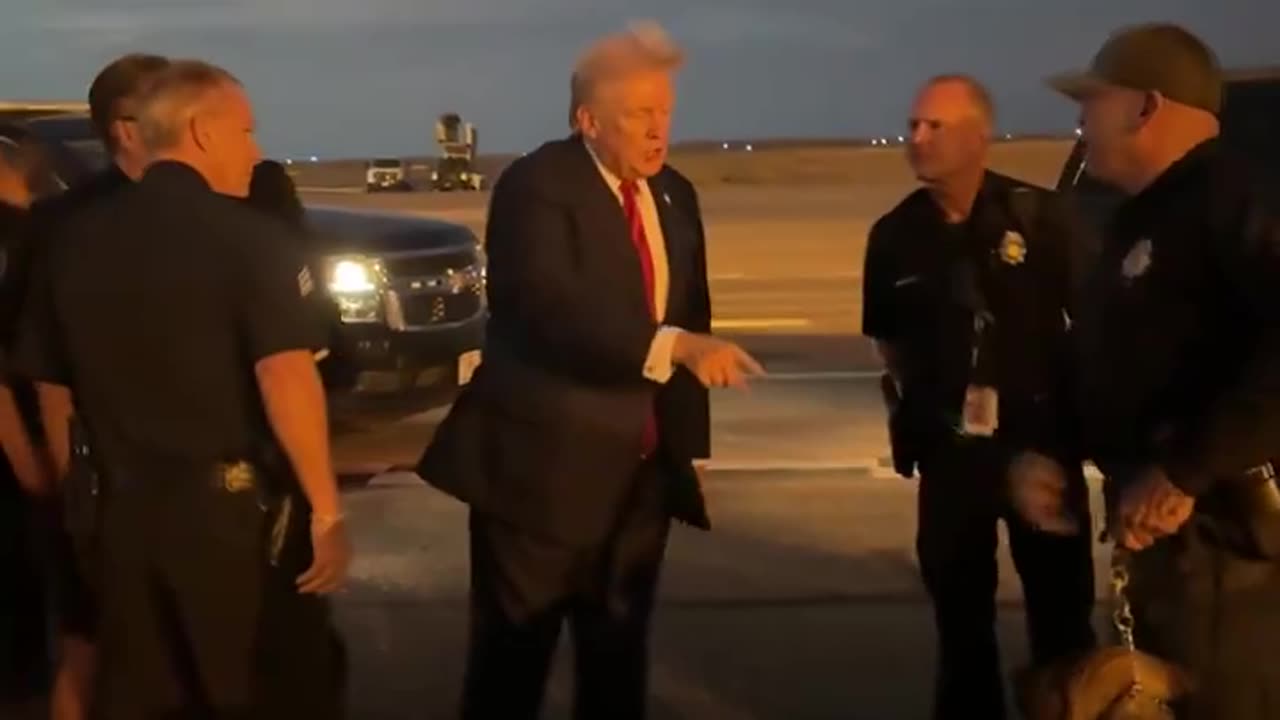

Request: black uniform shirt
left=862, top=171, right=1086, bottom=444
left=12, top=161, right=325, bottom=473
left=1079, top=139, right=1280, bottom=495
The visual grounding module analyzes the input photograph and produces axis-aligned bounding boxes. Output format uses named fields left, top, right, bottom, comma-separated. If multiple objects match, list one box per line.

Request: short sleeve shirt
left=12, top=161, right=326, bottom=466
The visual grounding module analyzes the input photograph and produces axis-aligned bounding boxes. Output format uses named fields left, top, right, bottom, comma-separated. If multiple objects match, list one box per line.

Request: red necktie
left=620, top=180, right=659, bottom=456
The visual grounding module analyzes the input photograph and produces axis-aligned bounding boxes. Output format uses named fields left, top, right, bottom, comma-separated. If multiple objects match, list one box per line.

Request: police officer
left=861, top=74, right=1097, bottom=719
left=0, top=131, right=53, bottom=718
left=22, top=53, right=173, bottom=720
left=1038, top=23, right=1280, bottom=719
left=13, top=59, right=351, bottom=718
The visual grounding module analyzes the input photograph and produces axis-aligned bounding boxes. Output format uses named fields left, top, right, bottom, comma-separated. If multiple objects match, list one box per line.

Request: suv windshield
left=1057, top=73, right=1280, bottom=229
left=23, top=115, right=109, bottom=183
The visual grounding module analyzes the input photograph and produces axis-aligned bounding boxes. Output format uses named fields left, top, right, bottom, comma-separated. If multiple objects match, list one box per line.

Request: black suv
left=0, top=103, right=486, bottom=399
left=1055, top=67, right=1280, bottom=227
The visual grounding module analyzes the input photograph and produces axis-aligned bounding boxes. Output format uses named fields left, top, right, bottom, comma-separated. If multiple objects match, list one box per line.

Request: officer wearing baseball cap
left=1016, top=22, right=1280, bottom=718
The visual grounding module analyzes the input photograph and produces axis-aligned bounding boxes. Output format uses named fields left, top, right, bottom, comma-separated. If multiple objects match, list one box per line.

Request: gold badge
left=222, top=461, right=256, bottom=493
left=999, top=230, right=1027, bottom=266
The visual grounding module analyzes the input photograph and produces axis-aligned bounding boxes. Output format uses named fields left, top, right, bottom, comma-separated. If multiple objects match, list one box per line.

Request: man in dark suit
left=419, top=20, right=764, bottom=720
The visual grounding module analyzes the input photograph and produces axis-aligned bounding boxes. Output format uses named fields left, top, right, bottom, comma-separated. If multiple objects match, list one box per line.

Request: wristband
left=311, top=512, right=345, bottom=536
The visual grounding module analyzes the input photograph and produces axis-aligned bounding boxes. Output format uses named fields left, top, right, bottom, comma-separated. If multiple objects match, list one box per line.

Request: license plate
left=457, top=349, right=482, bottom=385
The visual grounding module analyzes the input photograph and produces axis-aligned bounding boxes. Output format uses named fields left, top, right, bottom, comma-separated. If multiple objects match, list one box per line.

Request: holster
left=61, top=416, right=101, bottom=544
left=881, top=373, right=920, bottom=477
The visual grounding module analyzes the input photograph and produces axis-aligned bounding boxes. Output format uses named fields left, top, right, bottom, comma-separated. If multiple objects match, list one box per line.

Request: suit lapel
left=566, top=138, right=651, bottom=318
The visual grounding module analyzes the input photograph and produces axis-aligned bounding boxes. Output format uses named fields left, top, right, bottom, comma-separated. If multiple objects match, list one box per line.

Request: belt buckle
left=220, top=461, right=256, bottom=493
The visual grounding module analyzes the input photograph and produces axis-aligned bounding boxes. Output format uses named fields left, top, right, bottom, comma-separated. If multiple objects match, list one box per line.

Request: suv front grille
left=400, top=291, right=483, bottom=326
left=382, top=250, right=476, bottom=279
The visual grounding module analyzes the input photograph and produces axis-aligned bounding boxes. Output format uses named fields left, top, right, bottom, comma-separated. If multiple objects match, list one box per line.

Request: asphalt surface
left=312, top=144, right=1114, bottom=718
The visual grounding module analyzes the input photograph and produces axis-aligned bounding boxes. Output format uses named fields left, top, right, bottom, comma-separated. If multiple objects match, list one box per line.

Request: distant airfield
left=289, top=135, right=1077, bottom=194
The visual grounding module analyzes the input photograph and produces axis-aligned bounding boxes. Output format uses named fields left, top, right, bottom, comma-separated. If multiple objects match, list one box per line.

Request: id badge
left=961, top=385, right=999, bottom=437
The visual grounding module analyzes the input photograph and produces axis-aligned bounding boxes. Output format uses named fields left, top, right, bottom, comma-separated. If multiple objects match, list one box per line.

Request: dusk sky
left=1, top=1, right=1275, bottom=158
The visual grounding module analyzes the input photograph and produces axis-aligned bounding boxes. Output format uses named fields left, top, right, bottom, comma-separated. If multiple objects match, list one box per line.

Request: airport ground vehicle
left=430, top=112, right=484, bottom=191
left=0, top=102, right=486, bottom=398
left=365, top=157, right=411, bottom=192
left=1055, top=67, right=1280, bottom=225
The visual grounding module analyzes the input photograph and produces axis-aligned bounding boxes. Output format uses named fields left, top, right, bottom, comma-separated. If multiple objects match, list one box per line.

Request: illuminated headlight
left=431, top=171, right=439, bottom=180
left=329, top=258, right=378, bottom=293
left=460, top=172, right=470, bottom=180
left=326, top=256, right=385, bottom=322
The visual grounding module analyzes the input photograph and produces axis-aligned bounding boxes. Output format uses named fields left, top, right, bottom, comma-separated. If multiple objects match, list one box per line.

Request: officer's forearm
left=0, top=384, right=48, bottom=496
left=255, top=350, right=341, bottom=518
left=36, top=382, right=72, bottom=481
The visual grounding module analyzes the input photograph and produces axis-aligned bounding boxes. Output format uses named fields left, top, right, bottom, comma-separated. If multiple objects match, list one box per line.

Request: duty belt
left=1244, top=462, right=1276, bottom=482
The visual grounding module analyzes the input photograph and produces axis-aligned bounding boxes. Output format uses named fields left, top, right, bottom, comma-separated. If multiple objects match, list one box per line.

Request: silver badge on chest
left=1121, top=238, right=1153, bottom=281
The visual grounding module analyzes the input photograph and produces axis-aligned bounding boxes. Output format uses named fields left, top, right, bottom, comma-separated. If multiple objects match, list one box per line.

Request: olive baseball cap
left=1047, top=23, right=1223, bottom=114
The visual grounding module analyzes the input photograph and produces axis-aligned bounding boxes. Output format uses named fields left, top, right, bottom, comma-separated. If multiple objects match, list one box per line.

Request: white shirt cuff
left=643, top=326, right=681, bottom=383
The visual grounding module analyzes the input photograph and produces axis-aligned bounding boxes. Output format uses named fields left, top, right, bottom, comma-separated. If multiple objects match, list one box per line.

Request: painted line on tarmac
left=756, top=370, right=881, bottom=381
left=298, top=185, right=364, bottom=194
left=707, top=459, right=882, bottom=472
left=711, top=317, right=812, bottom=329
left=711, top=270, right=861, bottom=281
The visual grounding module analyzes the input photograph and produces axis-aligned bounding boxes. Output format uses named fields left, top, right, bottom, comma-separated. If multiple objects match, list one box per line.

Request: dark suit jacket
left=418, top=136, right=712, bottom=546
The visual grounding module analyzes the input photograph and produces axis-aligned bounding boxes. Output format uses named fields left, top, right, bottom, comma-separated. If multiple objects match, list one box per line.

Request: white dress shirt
left=584, top=141, right=681, bottom=384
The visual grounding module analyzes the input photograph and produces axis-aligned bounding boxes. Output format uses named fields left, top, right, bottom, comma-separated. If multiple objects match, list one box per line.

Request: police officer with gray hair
left=1018, top=23, right=1280, bottom=718
left=14, top=59, right=349, bottom=718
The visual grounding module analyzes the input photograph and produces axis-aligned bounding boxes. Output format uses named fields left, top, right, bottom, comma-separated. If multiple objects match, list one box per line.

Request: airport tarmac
left=315, top=140, right=1112, bottom=718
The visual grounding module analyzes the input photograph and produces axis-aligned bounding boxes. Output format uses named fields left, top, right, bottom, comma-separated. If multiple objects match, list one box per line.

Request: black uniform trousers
left=255, top=493, right=348, bottom=720
left=1129, top=520, right=1280, bottom=720
left=462, top=459, right=670, bottom=720
left=94, top=477, right=269, bottom=720
left=916, top=438, right=1095, bottom=720
left=93, top=476, right=346, bottom=720
left=0, top=463, right=52, bottom=705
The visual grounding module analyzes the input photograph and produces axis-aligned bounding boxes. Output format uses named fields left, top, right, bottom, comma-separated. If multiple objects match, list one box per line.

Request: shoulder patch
left=298, top=265, right=314, bottom=296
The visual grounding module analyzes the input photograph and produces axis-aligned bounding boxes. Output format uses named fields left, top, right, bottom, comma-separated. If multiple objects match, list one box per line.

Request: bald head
left=570, top=21, right=683, bottom=180
left=907, top=74, right=995, bottom=186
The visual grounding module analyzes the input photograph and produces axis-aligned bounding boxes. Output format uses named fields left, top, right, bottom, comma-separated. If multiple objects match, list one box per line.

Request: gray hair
left=134, top=59, right=241, bottom=151
left=568, top=20, right=685, bottom=129
left=924, top=74, right=997, bottom=127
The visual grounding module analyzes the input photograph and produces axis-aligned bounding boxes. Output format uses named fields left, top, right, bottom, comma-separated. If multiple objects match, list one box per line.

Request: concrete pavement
left=317, top=142, right=1104, bottom=717
left=332, top=374, right=1117, bottom=719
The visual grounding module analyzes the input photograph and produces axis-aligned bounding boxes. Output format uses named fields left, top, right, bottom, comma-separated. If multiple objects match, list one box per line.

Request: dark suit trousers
left=462, top=460, right=670, bottom=720
left=916, top=439, right=1096, bottom=720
